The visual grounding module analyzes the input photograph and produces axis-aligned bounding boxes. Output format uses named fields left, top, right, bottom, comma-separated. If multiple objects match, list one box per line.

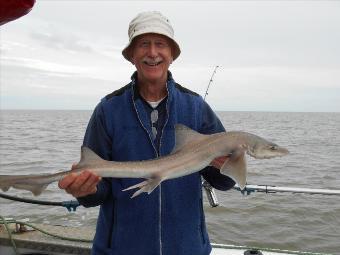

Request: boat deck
left=0, top=223, right=93, bottom=255
left=0, top=222, right=329, bottom=255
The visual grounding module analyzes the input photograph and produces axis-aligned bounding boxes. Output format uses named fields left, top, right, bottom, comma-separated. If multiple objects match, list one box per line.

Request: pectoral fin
left=123, top=177, right=162, bottom=198
left=220, top=150, right=247, bottom=190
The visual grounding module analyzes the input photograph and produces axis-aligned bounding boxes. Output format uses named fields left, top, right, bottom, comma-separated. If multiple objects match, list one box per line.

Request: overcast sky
left=1, top=1, right=339, bottom=112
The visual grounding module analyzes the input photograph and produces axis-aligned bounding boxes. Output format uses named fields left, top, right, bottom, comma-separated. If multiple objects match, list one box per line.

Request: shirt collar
left=131, top=71, right=173, bottom=101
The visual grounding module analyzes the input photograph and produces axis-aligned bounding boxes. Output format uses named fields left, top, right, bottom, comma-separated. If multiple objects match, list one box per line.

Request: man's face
left=131, top=33, right=173, bottom=84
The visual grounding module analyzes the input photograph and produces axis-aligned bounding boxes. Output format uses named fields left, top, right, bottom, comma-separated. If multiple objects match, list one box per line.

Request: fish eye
left=270, top=145, right=277, bottom=150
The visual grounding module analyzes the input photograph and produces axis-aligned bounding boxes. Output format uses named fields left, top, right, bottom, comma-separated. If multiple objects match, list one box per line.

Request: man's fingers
left=58, top=163, right=80, bottom=189
left=211, top=156, right=230, bottom=169
left=71, top=170, right=92, bottom=189
left=80, top=172, right=101, bottom=192
left=58, top=170, right=100, bottom=198
left=58, top=172, right=77, bottom=189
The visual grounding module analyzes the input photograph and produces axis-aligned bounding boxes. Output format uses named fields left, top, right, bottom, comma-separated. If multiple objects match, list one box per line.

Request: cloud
left=3, top=56, right=85, bottom=75
left=30, top=30, right=94, bottom=53
left=1, top=62, right=124, bottom=110
left=1, top=1, right=339, bottom=111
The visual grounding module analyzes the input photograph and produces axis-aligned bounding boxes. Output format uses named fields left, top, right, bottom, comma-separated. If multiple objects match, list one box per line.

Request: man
left=59, top=11, right=235, bottom=255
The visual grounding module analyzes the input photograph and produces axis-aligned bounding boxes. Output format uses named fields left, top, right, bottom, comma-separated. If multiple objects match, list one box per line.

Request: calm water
left=0, top=110, right=339, bottom=254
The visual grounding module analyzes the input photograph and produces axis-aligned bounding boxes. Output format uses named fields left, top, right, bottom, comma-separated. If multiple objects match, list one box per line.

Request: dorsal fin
left=77, top=146, right=105, bottom=168
left=172, top=124, right=207, bottom=153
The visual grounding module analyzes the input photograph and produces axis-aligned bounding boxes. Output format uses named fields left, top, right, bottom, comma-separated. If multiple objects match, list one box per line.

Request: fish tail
left=0, top=173, right=60, bottom=196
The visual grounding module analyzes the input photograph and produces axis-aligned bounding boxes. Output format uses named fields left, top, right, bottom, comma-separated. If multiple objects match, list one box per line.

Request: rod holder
left=202, top=180, right=219, bottom=207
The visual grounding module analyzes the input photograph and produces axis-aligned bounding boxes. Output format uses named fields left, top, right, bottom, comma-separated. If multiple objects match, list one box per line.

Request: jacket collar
left=131, top=71, right=175, bottom=101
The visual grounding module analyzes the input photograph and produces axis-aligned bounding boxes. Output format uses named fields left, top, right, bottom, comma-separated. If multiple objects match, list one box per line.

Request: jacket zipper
left=131, top=82, right=162, bottom=254
left=158, top=81, right=170, bottom=255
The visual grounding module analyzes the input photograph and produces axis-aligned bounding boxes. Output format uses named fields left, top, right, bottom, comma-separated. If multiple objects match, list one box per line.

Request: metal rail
left=234, top=184, right=340, bottom=196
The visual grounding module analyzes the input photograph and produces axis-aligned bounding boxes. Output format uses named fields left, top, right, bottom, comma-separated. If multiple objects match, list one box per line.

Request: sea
left=0, top=110, right=339, bottom=254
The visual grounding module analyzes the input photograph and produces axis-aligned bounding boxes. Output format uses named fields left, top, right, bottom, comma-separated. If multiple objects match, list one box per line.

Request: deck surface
left=0, top=223, right=319, bottom=255
left=0, top=223, right=93, bottom=254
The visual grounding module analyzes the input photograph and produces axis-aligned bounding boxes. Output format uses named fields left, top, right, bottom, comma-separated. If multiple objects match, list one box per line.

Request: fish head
left=248, top=141, right=289, bottom=159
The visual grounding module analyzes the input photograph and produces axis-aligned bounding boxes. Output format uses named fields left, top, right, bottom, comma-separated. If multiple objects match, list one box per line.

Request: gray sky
left=1, top=1, right=339, bottom=111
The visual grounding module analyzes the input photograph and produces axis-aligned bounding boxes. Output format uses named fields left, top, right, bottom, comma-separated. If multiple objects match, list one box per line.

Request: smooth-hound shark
left=0, top=124, right=289, bottom=198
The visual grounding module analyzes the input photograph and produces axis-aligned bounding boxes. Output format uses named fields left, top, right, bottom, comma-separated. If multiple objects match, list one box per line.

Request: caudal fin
left=0, top=174, right=59, bottom=196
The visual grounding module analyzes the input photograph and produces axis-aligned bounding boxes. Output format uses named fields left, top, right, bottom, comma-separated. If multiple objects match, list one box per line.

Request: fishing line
left=0, top=215, right=19, bottom=255
left=0, top=218, right=92, bottom=243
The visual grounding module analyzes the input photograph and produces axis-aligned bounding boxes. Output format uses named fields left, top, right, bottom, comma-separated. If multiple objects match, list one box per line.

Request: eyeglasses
left=151, top=109, right=158, bottom=140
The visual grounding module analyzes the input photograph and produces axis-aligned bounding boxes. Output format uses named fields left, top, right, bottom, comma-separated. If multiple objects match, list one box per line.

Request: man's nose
left=147, top=43, right=158, bottom=57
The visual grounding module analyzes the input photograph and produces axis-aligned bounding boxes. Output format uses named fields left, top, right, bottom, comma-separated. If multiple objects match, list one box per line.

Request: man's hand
left=210, top=156, right=229, bottom=169
left=58, top=166, right=101, bottom=198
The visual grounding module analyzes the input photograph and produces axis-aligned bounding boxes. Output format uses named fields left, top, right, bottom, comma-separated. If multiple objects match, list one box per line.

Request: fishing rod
left=0, top=192, right=80, bottom=211
left=202, top=65, right=221, bottom=207
left=233, top=184, right=340, bottom=196
left=203, top=65, right=219, bottom=101
left=201, top=65, right=340, bottom=204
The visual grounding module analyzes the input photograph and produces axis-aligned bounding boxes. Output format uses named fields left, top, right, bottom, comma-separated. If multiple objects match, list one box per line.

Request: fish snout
left=251, top=145, right=289, bottom=159
left=279, top=147, right=289, bottom=155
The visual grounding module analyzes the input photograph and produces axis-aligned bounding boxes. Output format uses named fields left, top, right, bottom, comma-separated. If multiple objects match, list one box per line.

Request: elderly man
left=59, top=11, right=235, bottom=255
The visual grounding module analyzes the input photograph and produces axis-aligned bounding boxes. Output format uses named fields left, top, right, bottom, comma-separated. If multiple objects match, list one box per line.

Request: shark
left=0, top=124, right=289, bottom=198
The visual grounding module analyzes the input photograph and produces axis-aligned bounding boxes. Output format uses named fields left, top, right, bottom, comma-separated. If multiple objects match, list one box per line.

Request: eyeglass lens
left=151, top=109, right=158, bottom=139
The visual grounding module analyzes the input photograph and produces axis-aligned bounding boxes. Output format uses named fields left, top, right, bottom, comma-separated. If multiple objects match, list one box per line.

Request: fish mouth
left=274, top=147, right=290, bottom=157
left=280, top=148, right=289, bottom=155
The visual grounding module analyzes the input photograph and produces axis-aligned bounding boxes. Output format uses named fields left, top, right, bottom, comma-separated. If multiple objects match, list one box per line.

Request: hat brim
left=122, top=28, right=181, bottom=63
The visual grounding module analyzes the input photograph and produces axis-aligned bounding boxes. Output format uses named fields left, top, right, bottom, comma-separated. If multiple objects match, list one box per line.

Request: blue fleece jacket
left=78, top=72, right=235, bottom=255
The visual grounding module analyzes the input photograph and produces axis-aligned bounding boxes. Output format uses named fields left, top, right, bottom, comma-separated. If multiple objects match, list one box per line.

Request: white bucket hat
left=122, top=11, right=181, bottom=63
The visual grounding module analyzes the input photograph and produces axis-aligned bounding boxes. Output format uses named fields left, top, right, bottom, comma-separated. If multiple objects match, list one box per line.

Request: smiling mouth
left=143, top=60, right=163, bottom=66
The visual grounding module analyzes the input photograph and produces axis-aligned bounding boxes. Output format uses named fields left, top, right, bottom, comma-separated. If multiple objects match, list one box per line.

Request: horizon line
left=1, top=109, right=339, bottom=114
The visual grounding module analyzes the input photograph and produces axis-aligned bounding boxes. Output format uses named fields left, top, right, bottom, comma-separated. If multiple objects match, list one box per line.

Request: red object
left=0, top=0, right=35, bottom=26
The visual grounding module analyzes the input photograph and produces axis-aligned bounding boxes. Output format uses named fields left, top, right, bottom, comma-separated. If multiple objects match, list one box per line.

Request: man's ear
left=127, top=47, right=135, bottom=64
left=130, top=54, right=136, bottom=65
